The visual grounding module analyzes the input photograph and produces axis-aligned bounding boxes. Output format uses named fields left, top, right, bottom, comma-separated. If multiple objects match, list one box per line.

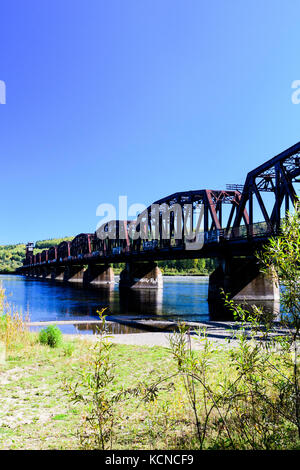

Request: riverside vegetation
left=0, top=237, right=73, bottom=273
left=0, top=209, right=299, bottom=450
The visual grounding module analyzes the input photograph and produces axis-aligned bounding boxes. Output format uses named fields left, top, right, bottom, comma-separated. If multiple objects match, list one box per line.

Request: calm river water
left=0, top=274, right=280, bottom=334
left=0, top=274, right=212, bottom=334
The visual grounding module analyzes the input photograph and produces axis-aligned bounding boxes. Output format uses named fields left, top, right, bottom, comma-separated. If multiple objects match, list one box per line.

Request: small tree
left=258, top=204, right=300, bottom=437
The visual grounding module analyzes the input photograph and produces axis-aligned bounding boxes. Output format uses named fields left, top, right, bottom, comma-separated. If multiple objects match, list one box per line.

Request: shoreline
left=1, top=272, right=210, bottom=278
left=26, top=319, right=249, bottom=349
left=27, top=317, right=289, bottom=349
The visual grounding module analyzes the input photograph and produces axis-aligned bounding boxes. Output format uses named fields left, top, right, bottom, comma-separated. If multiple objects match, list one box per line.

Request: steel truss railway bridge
left=18, top=141, right=300, bottom=311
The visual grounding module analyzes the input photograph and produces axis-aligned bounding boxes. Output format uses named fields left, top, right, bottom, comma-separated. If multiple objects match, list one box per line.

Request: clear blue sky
left=1, top=0, right=300, bottom=244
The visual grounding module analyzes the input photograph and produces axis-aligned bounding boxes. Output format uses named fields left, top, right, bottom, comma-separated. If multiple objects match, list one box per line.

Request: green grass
left=0, top=334, right=185, bottom=449
left=0, top=333, right=218, bottom=449
left=0, top=331, right=299, bottom=450
left=0, top=333, right=232, bottom=449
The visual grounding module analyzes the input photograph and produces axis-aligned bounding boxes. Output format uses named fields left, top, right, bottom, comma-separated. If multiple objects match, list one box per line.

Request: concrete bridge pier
left=33, top=267, right=41, bottom=278
left=208, top=256, right=279, bottom=303
left=64, top=265, right=85, bottom=283
left=29, top=266, right=40, bottom=277
left=52, top=266, right=66, bottom=282
left=38, top=268, right=46, bottom=279
left=45, top=266, right=54, bottom=280
left=84, top=264, right=114, bottom=287
left=38, top=266, right=47, bottom=279
left=32, top=267, right=41, bottom=278
left=119, top=262, right=163, bottom=289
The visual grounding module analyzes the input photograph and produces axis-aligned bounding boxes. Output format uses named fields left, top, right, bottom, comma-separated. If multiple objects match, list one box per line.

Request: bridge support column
left=39, top=266, right=50, bottom=279
left=84, top=264, right=114, bottom=287
left=52, top=266, right=66, bottom=281
left=33, top=267, right=41, bottom=278
left=34, top=268, right=42, bottom=278
left=64, top=265, right=85, bottom=283
left=45, top=266, right=54, bottom=280
left=119, top=262, right=163, bottom=289
left=208, top=256, right=279, bottom=303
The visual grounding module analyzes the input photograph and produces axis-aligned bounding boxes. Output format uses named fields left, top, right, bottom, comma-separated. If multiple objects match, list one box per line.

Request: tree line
left=0, top=237, right=73, bottom=273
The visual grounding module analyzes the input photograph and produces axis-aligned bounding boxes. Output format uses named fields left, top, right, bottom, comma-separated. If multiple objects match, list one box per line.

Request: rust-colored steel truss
left=21, top=141, right=300, bottom=268
left=152, top=189, right=248, bottom=233
left=233, top=141, right=300, bottom=233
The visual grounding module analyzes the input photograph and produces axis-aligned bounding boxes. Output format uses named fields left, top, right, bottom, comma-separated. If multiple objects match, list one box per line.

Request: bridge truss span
left=233, top=141, right=300, bottom=234
left=18, top=141, right=299, bottom=305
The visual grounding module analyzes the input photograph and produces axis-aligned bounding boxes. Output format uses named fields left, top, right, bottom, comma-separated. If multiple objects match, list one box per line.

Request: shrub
left=39, top=325, right=62, bottom=348
left=0, top=283, right=30, bottom=350
left=63, top=341, right=75, bottom=357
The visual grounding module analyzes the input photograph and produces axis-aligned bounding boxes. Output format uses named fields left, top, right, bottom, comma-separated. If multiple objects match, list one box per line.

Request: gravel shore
left=39, top=319, right=243, bottom=349
left=28, top=318, right=289, bottom=350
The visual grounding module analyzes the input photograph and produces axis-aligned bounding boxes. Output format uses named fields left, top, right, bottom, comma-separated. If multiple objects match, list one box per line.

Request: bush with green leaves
left=62, top=341, right=75, bottom=357
left=38, top=325, right=62, bottom=348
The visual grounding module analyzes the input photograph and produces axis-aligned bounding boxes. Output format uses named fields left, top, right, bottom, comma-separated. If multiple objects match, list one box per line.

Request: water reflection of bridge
left=24, top=274, right=281, bottom=323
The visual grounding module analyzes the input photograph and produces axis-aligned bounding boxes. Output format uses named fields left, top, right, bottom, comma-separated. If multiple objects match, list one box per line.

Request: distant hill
left=34, top=237, right=74, bottom=250
left=0, top=236, right=74, bottom=273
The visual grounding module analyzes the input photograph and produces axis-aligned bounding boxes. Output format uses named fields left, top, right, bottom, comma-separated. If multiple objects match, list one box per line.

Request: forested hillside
left=157, top=258, right=217, bottom=275
left=34, top=237, right=74, bottom=250
left=0, top=244, right=26, bottom=273
left=0, top=237, right=74, bottom=273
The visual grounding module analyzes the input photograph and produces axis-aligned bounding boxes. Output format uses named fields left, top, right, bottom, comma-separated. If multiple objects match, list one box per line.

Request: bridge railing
left=132, top=221, right=274, bottom=252
left=21, top=221, right=278, bottom=268
left=223, top=221, right=274, bottom=241
left=181, top=221, right=274, bottom=247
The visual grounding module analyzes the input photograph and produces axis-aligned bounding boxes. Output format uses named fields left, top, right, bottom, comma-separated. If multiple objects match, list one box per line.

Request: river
left=0, top=274, right=280, bottom=334
left=0, top=274, right=213, bottom=334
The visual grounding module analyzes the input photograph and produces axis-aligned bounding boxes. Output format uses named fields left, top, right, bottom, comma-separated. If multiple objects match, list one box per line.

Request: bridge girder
left=233, top=141, right=300, bottom=233
left=21, top=141, right=300, bottom=269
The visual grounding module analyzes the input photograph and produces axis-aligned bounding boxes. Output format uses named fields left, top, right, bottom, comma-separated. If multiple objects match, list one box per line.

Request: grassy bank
left=0, top=321, right=299, bottom=450
left=0, top=334, right=181, bottom=450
